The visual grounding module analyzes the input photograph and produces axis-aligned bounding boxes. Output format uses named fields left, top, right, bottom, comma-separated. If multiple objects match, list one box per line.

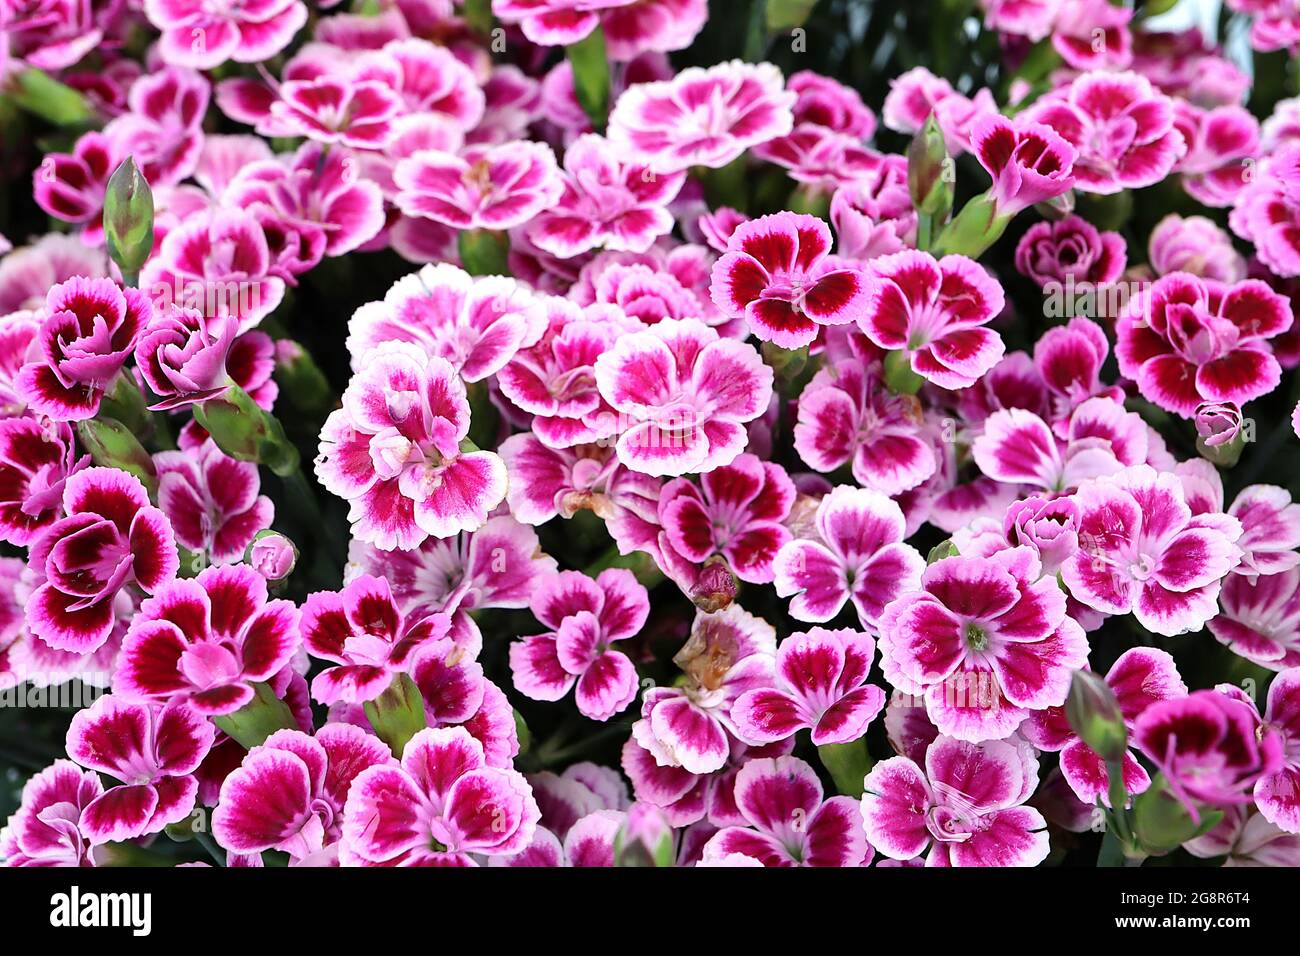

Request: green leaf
left=513, top=709, right=532, bottom=755
left=8, top=68, right=94, bottom=125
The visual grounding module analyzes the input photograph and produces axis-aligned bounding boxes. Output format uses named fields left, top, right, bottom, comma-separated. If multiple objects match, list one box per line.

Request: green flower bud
left=1064, top=669, right=1128, bottom=764
left=927, top=539, right=960, bottom=564
left=75, top=418, right=158, bottom=497
left=103, top=157, right=155, bottom=286
left=908, top=115, right=953, bottom=219
left=818, top=738, right=873, bottom=799
left=273, top=340, right=334, bottom=416
left=884, top=349, right=925, bottom=395
left=932, top=192, right=1008, bottom=259
left=761, top=341, right=809, bottom=389
left=1034, top=189, right=1075, bottom=222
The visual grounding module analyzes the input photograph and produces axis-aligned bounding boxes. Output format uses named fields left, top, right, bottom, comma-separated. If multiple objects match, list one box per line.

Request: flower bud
left=818, top=738, right=872, bottom=799
left=274, top=339, right=334, bottom=416
left=1004, top=495, right=1080, bottom=576
left=247, top=530, right=297, bottom=584
left=1194, top=401, right=1246, bottom=467
left=1064, top=669, right=1128, bottom=764
left=761, top=341, right=809, bottom=388
left=907, top=115, right=952, bottom=219
left=689, top=557, right=737, bottom=612
left=75, top=418, right=158, bottom=497
left=883, top=348, right=925, bottom=396
left=211, top=681, right=298, bottom=749
left=103, top=157, right=155, bottom=285
left=614, top=804, right=675, bottom=867
left=927, top=539, right=959, bottom=564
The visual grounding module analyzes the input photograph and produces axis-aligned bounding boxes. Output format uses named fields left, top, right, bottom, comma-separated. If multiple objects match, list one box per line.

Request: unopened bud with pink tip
left=247, top=530, right=297, bottom=584
left=1194, top=401, right=1246, bottom=467
left=689, top=557, right=737, bottom=612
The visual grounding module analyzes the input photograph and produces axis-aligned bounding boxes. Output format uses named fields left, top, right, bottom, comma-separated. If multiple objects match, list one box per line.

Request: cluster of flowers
left=2, top=0, right=1300, bottom=869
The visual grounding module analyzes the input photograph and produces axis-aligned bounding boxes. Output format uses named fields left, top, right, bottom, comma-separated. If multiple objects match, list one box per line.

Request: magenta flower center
left=179, top=641, right=243, bottom=689
left=343, top=631, right=398, bottom=667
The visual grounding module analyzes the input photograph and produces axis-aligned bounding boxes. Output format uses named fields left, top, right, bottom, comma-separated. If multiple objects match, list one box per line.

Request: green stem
left=194, top=831, right=226, bottom=867
left=1105, top=757, right=1132, bottom=845
left=916, top=211, right=933, bottom=252
left=743, top=0, right=770, bottom=61
left=1097, top=826, right=1126, bottom=867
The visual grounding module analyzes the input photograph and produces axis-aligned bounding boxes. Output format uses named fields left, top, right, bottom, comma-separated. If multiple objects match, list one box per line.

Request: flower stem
left=194, top=831, right=226, bottom=867
left=1097, top=825, right=1126, bottom=867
